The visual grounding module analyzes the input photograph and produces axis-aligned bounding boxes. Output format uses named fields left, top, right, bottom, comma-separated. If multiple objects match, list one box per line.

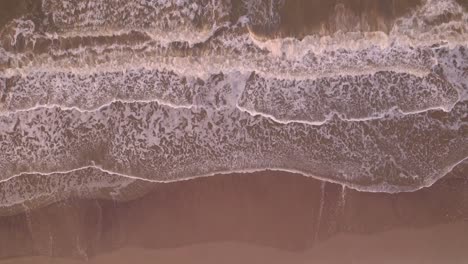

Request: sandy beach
left=0, top=168, right=467, bottom=263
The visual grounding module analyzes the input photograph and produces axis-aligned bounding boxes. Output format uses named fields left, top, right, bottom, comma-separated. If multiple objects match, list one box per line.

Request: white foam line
left=0, top=99, right=194, bottom=117
left=2, top=154, right=467, bottom=197
left=248, top=24, right=468, bottom=56
left=416, top=156, right=468, bottom=190
left=235, top=104, right=328, bottom=126
left=1, top=65, right=214, bottom=82
left=1, top=60, right=433, bottom=81
left=0, top=97, right=453, bottom=127
left=0, top=96, right=457, bottom=127
left=45, top=22, right=231, bottom=47
left=235, top=104, right=455, bottom=126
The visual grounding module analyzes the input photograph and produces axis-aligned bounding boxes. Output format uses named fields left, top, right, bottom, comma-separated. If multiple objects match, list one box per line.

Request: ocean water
left=0, top=0, right=467, bottom=209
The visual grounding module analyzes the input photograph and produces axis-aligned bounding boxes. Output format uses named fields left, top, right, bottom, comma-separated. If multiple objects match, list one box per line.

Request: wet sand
left=0, top=168, right=467, bottom=263
left=3, top=222, right=468, bottom=264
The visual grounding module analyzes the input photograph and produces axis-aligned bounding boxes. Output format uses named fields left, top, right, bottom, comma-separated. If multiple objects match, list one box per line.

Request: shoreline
left=0, top=159, right=466, bottom=216
left=0, top=169, right=467, bottom=261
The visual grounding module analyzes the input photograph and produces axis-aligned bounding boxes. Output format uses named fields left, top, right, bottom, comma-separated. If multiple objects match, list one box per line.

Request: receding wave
left=1, top=158, right=467, bottom=217
left=0, top=0, right=467, bottom=203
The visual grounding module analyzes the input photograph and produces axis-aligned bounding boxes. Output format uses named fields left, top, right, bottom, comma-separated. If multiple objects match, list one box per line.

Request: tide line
left=0, top=97, right=458, bottom=128
left=0, top=99, right=194, bottom=117
left=1, top=155, right=467, bottom=196
left=235, top=103, right=456, bottom=126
